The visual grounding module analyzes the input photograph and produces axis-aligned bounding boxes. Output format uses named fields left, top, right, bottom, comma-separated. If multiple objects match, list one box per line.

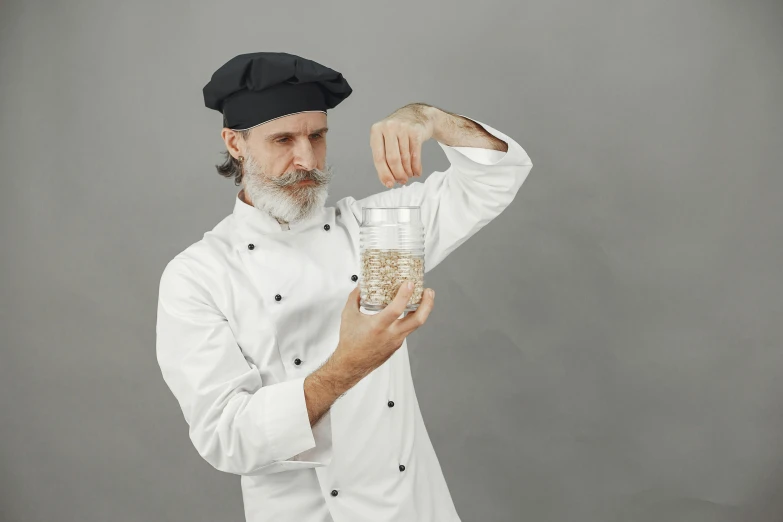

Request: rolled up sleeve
left=349, top=116, right=533, bottom=273
left=155, top=259, right=332, bottom=476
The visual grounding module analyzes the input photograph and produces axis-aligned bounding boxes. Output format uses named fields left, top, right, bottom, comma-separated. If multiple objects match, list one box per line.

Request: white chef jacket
left=156, top=116, right=533, bottom=522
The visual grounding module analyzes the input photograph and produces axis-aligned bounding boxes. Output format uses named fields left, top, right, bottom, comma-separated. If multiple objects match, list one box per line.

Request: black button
left=294, top=358, right=302, bottom=366
left=323, top=224, right=330, bottom=231
left=248, top=244, right=255, bottom=250
left=351, top=274, right=358, bottom=282
left=331, top=489, right=338, bottom=497
left=274, top=294, right=282, bottom=301
left=388, top=401, right=394, bottom=408
left=399, top=464, right=406, bottom=472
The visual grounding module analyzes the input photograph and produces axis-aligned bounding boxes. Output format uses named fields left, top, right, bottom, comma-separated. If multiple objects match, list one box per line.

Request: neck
left=239, top=189, right=252, bottom=206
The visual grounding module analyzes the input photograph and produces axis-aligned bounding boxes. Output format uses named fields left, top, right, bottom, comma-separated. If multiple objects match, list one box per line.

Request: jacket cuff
left=263, top=376, right=332, bottom=467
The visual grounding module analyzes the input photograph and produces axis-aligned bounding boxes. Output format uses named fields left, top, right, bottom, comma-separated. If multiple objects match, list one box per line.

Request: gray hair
left=215, top=118, right=252, bottom=185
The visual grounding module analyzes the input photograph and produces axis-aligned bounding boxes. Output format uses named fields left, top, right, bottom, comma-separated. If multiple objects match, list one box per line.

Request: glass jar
left=359, top=207, right=425, bottom=312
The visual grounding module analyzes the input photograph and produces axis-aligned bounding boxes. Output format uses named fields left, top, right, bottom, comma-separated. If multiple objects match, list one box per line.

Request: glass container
left=359, top=207, right=425, bottom=312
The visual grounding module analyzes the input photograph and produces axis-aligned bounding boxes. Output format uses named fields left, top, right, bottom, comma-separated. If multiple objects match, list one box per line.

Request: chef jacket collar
left=231, top=190, right=336, bottom=247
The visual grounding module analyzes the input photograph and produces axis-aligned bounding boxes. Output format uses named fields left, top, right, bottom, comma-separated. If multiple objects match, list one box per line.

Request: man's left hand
left=370, top=103, right=439, bottom=188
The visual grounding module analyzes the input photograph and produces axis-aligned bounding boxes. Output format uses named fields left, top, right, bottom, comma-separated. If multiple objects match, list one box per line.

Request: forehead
left=258, top=111, right=327, bottom=135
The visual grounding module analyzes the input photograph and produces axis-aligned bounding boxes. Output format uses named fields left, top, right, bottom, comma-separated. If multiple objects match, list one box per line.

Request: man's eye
left=277, top=135, right=322, bottom=143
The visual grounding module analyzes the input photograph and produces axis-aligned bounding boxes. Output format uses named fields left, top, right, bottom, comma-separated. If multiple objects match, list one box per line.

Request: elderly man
left=156, top=51, right=533, bottom=522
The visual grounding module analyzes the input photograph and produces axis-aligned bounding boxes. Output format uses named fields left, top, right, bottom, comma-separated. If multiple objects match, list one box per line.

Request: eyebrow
left=265, top=127, right=329, bottom=142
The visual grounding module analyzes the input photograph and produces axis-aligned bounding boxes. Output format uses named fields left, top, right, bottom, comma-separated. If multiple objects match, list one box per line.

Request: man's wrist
left=422, top=105, right=446, bottom=139
left=428, top=108, right=507, bottom=151
left=311, top=351, right=359, bottom=398
left=304, top=355, right=352, bottom=427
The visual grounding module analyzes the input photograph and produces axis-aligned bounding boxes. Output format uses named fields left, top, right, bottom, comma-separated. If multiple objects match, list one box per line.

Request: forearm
left=420, top=104, right=508, bottom=152
left=303, top=352, right=364, bottom=427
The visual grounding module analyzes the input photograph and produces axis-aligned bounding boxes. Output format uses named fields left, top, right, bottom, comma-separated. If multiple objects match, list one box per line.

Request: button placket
left=388, top=399, right=401, bottom=476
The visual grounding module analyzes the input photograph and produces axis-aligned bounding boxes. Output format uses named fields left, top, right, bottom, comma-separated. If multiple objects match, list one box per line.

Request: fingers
left=344, top=284, right=361, bottom=313
left=384, top=133, right=408, bottom=185
left=397, top=134, right=414, bottom=180
left=409, top=133, right=422, bottom=177
left=371, top=119, right=426, bottom=187
left=371, top=125, right=396, bottom=188
left=375, top=280, right=415, bottom=327
left=394, top=288, right=434, bottom=335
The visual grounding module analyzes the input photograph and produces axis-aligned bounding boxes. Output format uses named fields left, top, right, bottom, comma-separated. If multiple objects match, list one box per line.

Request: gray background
left=1, top=0, right=782, bottom=521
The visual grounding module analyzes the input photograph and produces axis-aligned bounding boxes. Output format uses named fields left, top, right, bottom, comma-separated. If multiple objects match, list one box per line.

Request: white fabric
left=156, top=116, right=533, bottom=522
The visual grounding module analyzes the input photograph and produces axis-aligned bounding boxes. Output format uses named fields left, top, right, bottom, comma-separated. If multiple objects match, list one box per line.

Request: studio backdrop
left=1, top=0, right=782, bottom=521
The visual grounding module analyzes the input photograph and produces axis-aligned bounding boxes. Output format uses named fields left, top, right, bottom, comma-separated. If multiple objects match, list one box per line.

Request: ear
left=221, top=128, right=244, bottom=160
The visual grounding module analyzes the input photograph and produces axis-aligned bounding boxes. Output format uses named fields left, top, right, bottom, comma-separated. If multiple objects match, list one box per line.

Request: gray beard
left=242, top=155, right=334, bottom=224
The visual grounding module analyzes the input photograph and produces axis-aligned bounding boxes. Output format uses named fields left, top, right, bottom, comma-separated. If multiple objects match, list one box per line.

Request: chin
left=254, top=183, right=329, bottom=224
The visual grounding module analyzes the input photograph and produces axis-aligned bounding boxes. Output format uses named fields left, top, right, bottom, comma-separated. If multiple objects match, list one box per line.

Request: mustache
left=268, top=166, right=333, bottom=187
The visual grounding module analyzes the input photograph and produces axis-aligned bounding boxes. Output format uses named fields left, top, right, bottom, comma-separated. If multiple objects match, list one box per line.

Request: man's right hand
left=304, top=281, right=434, bottom=427
left=333, top=281, right=435, bottom=379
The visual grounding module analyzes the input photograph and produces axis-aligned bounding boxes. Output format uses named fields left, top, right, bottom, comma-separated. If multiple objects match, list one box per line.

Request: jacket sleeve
left=348, top=115, right=533, bottom=273
left=155, top=258, right=332, bottom=476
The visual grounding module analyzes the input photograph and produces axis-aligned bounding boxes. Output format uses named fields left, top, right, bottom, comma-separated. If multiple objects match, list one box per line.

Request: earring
left=236, top=156, right=245, bottom=186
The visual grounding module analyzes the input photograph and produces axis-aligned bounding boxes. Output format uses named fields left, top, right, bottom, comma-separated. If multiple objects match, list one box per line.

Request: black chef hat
left=203, top=52, right=353, bottom=131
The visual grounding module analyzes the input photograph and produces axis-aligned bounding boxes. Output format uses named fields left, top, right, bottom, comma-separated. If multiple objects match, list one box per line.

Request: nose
left=293, top=140, right=317, bottom=172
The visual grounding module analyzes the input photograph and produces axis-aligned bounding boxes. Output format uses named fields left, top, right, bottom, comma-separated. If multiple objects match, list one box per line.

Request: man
left=156, top=52, right=533, bottom=522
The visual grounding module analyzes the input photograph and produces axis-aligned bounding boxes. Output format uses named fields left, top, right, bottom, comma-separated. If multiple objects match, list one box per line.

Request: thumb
left=346, top=284, right=361, bottom=309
